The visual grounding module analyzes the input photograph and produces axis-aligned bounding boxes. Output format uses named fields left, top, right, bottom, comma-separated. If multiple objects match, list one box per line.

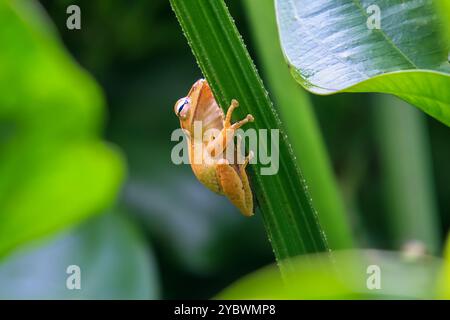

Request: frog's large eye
left=174, top=97, right=191, bottom=120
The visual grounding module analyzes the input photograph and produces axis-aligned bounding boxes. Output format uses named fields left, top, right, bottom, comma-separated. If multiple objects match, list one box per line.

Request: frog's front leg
left=207, top=99, right=254, bottom=157
left=225, top=99, right=254, bottom=129
left=216, top=153, right=254, bottom=217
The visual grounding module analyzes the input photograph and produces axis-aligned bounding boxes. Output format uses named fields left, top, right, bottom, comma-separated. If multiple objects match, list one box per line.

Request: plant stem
left=169, top=0, right=329, bottom=271
left=243, top=0, right=355, bottom=250
left=373, top=95, right=441, bottom=254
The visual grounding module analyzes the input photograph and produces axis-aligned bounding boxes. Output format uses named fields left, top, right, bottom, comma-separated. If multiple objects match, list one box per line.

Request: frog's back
left=193, top=81, right=224, bottom=133
left=186, top=80, right=226, bottom=195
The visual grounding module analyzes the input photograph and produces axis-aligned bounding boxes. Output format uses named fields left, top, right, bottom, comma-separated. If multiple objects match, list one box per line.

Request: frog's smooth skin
left=174, top=79, right=255, bottom=216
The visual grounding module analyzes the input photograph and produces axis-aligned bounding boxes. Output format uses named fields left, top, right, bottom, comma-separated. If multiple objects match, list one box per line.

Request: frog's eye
left=174, top=97, right=191, bottom=120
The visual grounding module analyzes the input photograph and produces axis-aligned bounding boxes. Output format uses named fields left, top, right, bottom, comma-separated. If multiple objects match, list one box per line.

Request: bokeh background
left=0, top=0, right=448, bottom=299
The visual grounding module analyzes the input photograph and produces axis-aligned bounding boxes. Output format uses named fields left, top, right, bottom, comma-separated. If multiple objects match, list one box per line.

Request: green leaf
left=217, top=250, right=442, bottom=299
left=169, top=0, right=329, bottom=270
left=0, top=0, right=125, bottom=258
left=276, top=0, right=450, bottom=126
left=0, top=212, right=159, bottom=299
left=0, top=142, right=124, bottom=257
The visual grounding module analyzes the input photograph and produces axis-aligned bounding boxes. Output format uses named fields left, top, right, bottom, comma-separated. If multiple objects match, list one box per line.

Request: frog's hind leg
left=216, top=159, right=254, bottom=217
left=237, top=136, right=259, bottom=213
left=238, top=151, right=254, bottom=217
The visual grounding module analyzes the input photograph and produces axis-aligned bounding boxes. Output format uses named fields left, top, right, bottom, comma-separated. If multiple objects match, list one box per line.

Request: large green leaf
left=0, top=212, right=159, bottom=299
left=0, top=0, right=124, bottom=258
left=276, top=0, right=450, bottom=126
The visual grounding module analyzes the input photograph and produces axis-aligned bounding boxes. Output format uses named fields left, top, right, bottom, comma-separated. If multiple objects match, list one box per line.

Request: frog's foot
left=224, top=99, right=239, bottom=127
left=230, top=114, right=254, bottom=130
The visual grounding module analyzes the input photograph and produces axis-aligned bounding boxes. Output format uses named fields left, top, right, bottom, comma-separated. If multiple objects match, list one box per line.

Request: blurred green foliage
left=0, top=0, right=273, bottom=299
left=218, top=250, right=443, bottom=299
left=0, top=212, right=158, bottom=299
left=0, top=0, right=124, bottom=258
left=438, top=236, right=450, bottom=298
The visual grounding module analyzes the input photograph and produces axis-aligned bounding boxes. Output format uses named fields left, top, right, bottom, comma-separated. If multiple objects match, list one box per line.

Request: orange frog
left=174, top=79, right=255, bottom=216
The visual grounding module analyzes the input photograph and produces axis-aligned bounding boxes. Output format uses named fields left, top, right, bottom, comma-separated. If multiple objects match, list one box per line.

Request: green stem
left=373, top=95, right=441, bottom=254
left=169, top=0, right=329, bottom=271
left=243, top=0, right=354, bottom=250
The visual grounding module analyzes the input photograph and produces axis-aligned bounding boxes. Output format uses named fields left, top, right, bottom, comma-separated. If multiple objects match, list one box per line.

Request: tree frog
left=174, top=79, right=255, bottom=216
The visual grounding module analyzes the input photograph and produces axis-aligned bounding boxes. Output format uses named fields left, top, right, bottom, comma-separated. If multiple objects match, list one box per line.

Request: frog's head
left=174, top=78, right=207, bottom=134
